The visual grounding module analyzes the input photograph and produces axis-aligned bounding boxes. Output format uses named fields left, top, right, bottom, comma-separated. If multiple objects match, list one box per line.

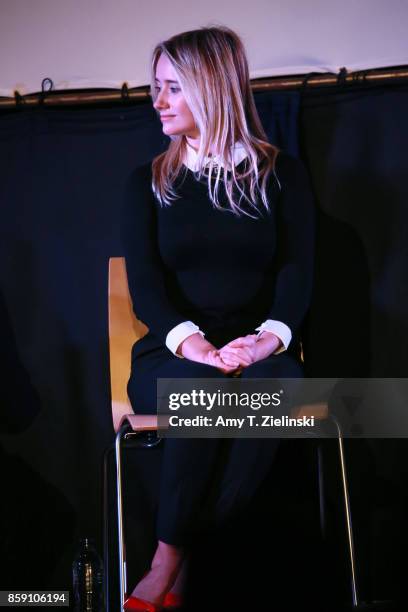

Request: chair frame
left=115, top=419, right=161, bottom=609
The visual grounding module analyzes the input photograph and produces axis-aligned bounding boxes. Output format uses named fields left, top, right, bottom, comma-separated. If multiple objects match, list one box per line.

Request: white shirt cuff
left=166, top=321, right=205, bottom=358
left=255, top=320, right=292, bottom=355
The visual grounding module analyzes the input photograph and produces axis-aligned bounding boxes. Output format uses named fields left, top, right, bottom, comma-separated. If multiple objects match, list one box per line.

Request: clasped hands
left=206, top=334, right=259, bottom=374
left=177, top=331, right=282, bottom=374
left=207, top=332, right=282, bottom=374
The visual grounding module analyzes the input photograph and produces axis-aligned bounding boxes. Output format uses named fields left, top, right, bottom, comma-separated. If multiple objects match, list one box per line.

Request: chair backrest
left=108, top=257, right=148, bottom=431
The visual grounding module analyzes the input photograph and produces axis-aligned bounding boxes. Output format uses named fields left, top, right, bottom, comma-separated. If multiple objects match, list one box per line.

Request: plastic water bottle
left=72, top=538, right=104, bottom=611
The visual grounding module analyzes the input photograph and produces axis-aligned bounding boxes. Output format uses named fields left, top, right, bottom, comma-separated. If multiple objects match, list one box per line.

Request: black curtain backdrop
left=300, top=80, right=408, bottom=607
left=1, top=81, right=407, bottom=606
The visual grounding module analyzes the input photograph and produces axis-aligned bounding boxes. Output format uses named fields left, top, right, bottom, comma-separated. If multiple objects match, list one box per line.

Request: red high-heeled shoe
left=124, top=568, right=184, bottom=611
left=123, top=594, right=161, bottom=611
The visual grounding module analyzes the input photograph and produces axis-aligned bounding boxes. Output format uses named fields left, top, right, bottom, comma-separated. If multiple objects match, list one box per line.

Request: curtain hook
left=121, top=82, right=130, bottom=102
left=39, top=78, right=54, bottom=105
left=301, top=72, right=313, bottom=90
left=14, top=90, right=25, bottom=107
left=300, top=71, right=325, bottom=93
left=337, top=67, right=348, bottom=86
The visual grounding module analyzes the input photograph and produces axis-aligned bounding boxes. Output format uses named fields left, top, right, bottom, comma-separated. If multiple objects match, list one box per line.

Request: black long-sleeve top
left=121, top=151, right=315, bottom=358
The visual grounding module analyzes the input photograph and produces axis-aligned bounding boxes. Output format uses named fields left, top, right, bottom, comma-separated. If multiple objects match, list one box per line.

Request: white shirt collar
left=183, top=141, right=248, bottom=172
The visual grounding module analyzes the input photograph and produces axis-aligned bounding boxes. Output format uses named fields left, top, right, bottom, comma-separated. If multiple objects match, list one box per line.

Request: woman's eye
left=153, top=86, right=180, bottom=94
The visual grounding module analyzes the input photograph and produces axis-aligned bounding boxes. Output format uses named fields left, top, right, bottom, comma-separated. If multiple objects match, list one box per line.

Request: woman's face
left=153, top=54, right=200, bottom=143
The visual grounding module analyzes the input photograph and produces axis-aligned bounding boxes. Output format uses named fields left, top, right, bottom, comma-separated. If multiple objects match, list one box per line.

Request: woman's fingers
left=219, top=355, right=240, bottom=367
left=205, top=346, right=256, bottom=372
left=209, top=350, right=222, bottom=366
left=220, top=347, right=252, bottom=366
left=222, top=345, right=253, bottom=361
left=216, top=353, right=239, bottom=369
left=207, top=350, right=238, bottom=371
left=203, top=335, right=260, bottom=373
left=227, top=335, right=257, bottom=348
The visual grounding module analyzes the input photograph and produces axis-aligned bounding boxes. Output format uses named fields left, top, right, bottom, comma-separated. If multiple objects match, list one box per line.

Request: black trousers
left=128, top=350, right=303, bottom=545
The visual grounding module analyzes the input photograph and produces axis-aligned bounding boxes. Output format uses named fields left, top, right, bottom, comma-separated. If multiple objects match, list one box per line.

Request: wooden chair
left=104, top=256, right=360, bottom=610
left=104, top=257, right=161, bottom=611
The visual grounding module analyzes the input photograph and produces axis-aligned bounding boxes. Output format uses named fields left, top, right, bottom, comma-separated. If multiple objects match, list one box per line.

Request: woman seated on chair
left=121, top=25, right=315, bottom=611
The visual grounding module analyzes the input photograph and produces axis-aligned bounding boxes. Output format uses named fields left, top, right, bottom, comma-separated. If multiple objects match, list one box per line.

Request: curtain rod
left=1, top=65, right=407, bottom=109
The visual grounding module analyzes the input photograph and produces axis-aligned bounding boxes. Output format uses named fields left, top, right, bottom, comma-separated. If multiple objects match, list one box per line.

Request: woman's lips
left=161, top=116, right=174, bottom=121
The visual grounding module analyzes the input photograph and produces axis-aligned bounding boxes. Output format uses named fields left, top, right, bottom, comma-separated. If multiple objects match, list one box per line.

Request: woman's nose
left=153, top=90, right=168, bottom=110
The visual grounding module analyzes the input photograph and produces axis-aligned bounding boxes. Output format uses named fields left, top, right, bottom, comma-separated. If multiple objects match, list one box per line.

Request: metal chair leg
left=330, top=416, right=359, bottom=608
left=115, top=423, right=129, bottom=611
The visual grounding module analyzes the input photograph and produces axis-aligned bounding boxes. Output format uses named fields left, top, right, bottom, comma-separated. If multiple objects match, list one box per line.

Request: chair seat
left=119, top=414, right=158, bottom=431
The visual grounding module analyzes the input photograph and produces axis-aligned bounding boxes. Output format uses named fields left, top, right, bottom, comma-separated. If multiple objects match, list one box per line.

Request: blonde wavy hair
left=150, top=25, right=280, bottom=218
